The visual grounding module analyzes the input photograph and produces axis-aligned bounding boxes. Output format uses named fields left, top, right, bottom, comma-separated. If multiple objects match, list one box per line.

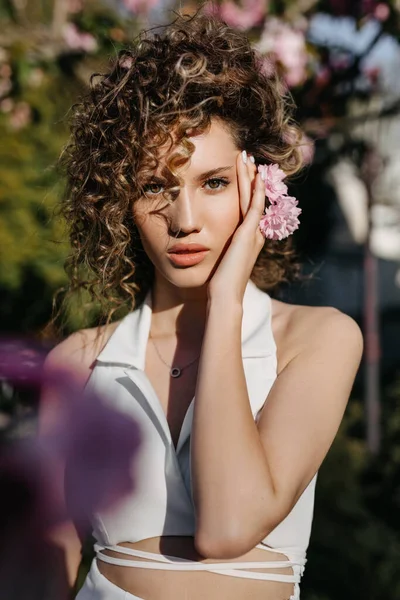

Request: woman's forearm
left=191, top=297, right=280, bottom=558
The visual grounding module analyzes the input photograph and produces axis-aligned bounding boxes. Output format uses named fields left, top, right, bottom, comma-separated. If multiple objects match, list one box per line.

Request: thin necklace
left=149, top=333, right=200, bottom=378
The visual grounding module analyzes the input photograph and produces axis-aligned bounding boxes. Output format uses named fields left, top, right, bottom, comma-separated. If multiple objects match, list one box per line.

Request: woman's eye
left=204, top=178, right=229, bottom=191
left=143, top=178, right=229, bottom=196
left=144, top=183, right=164, bottom=196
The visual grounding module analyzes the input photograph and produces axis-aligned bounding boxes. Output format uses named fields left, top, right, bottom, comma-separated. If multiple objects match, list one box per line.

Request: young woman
left=40, top=12, right=363, bottom=600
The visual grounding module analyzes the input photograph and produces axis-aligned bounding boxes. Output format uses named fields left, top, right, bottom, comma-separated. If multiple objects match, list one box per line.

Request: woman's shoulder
left=44, top=321, right=121, bottom=382
left=39, top=322, right=121, bottom=434
left=270, top=298, right=363, bottom=374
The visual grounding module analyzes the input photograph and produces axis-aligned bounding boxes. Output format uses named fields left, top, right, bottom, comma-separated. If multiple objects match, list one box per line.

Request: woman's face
left=133, top=119, right=246, bottom=290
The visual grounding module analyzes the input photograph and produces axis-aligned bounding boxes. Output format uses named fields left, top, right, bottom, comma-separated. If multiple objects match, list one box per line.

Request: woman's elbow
left=194, top=529, right=257, bottom=559
left=194, top=510, right=285, bottom=559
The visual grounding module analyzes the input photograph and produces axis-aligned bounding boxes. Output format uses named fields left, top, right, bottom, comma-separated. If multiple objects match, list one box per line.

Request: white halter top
left=85, top=280, right=317, bottom=600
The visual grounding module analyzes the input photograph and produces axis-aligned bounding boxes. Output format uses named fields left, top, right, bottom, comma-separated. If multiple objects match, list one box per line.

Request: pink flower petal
left=258, top=163, right=288, bottom=202
left=219, top=0, right=267, bottom=31
left=259, top=195, right=301, bottom=240
left=123, top=0, right=161, bottom=14
left=63, top=23, right=97, bottom=53
left=374, top=2, right=390, bottom=21
left=256, top=18, right=308, bottom=88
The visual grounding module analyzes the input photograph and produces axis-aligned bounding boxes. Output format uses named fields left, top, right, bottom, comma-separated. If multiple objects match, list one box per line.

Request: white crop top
left=85, top=279, right=318, bottom=599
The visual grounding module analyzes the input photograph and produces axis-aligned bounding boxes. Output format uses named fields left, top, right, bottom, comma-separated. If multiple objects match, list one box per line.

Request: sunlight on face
left=133, top=119, right=242, bottom=289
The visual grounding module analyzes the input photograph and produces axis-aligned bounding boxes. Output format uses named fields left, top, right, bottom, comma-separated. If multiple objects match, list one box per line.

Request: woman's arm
left=191, top=152, right=363, bottom=559
left=192, top=297, right=274, bottom=557
left=192, top=299, right=363, bottom=559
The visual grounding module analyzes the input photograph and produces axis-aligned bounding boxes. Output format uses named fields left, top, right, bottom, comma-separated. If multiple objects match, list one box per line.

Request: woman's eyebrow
left=194, top=166, right=234, bottom=182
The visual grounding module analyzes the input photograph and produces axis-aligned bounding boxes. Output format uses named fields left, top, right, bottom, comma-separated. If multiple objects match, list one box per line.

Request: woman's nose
left=169, top=186, right=203, bottom=235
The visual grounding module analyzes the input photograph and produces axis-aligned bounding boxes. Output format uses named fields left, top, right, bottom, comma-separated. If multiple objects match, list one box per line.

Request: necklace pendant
left=170, top=367, right=181, bottom=378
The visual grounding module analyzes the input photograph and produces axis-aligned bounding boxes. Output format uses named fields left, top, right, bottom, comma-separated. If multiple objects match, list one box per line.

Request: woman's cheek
left=218, top=192, right=241, bottom=234
left=137, top=219, right=170, bottom=264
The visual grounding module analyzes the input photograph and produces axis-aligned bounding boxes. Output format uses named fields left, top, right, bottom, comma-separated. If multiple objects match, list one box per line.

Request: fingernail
left=260, top=170, right=265, bottom=181
left=241, top=150, right=247, bottom=164
left=249, top=155, right=255, bottom=164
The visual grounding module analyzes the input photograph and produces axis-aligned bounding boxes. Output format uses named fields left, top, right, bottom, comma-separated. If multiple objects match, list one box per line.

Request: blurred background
left=0, top=0, right=400, bottom=598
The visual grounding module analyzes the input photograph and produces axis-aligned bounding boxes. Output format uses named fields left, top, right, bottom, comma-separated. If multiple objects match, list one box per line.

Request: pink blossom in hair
left=259, top=195, right=301, bottom=241
left=257, top=164, right=301, bottom=240
left=258, top=163, right=288, bottom=201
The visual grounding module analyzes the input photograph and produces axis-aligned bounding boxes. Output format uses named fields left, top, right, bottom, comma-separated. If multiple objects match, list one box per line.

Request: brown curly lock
left=55, top=11, right=306, bottom=333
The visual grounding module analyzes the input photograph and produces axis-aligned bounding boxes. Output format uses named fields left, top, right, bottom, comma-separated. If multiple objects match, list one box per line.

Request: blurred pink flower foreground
left=0, top=339, right=142, bottom=533
left=0, top=339, right=141, bottom=600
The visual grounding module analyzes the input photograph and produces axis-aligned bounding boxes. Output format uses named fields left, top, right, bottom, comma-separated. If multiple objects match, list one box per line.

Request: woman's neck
left=149, top=277, right=209, bottom=340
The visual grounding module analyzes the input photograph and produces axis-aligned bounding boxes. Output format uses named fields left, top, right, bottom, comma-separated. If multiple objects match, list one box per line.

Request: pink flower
left=0, top=338, right=140, bottom=598
left=63, top=23, right=97, bottom=53
left=217, top=0, right=267, bottom=31
left=299, top=134, right=315, bottom=165
left=374, top=2, right=390, bottom=21
left=123, top=0, right=161, bottom=15
left=256, top=18, right=308, bottom=88
left=256, top=162, right=301, bottom=240
left=0, top=338, right=142, bottom=533
left=283, top=129, right=315, bottom=166
left=67, top=0, right=83, bottom=13
left=0, top=77, right=12, bottom=98
left=44, top=376, right=142, bottom=525
left=274, top=28, right=307, bottom=87
left=0, top=63, right=12, bottom=78
left=9, top=102, right=31, bottom=130
left=258, top=163, right=288, bottom=201
left=259, top=195, right=302, bottom=241
left=0, top=98, right=13, bottom=113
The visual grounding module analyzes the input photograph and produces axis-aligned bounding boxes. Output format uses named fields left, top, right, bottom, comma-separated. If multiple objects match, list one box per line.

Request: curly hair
left=53, top=10, right=306, bottom=334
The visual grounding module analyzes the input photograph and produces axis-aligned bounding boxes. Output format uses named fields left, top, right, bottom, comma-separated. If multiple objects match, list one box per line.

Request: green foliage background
left=0, top=0, right=139, bottom=333
left=0, top=75, right=70, bottom=332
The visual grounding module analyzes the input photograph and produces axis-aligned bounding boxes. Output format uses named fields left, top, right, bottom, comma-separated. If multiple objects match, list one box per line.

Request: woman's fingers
left=237, top=150, right=256, bottom=217
left=243, top=165, right=265, bottom=220
left=245, top=173, right=266, bottom=243
left=237, top=150, right=265, bottom=244
left=237, top=151, right=250, bottom=217
left=251, top=172, right=267, bottom=217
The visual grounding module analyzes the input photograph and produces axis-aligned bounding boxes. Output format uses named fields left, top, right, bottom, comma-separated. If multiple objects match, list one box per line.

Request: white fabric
left=76, top=559, right=143, bottom=599
left=84, top=279, right=318, bottom=599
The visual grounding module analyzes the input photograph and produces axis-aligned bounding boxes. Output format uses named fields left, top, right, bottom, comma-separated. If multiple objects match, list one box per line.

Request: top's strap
left=255, top=543, right=306, bottom=562
left=94, top=543, right=306, bottom=566
left=93, top=543, right=305, bottom=583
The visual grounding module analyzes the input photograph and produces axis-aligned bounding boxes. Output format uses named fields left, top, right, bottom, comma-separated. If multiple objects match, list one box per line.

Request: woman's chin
left=162, top=265, right=214, bottom=289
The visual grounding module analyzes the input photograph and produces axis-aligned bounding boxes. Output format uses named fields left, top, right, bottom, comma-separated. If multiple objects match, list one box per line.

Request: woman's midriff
left=97, top=536, right=296, bottom=600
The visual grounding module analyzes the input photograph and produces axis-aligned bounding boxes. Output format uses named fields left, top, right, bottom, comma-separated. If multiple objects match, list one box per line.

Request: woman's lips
left=167, top=250, right=209, bottom=267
